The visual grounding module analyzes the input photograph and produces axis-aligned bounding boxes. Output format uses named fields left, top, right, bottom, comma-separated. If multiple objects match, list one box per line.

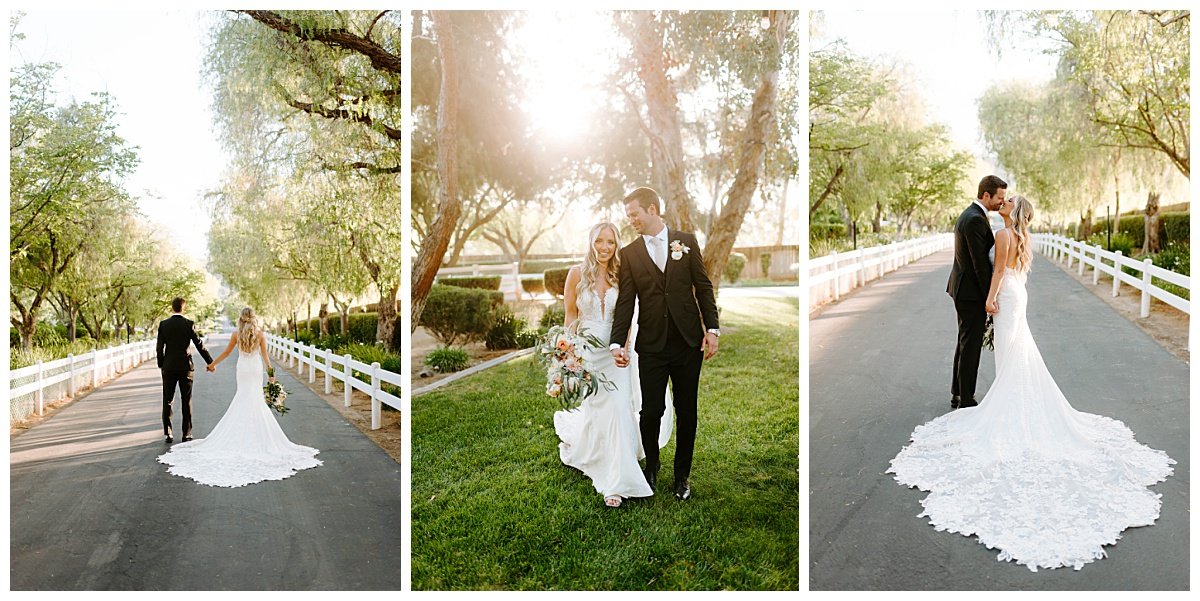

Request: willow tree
left=206, top=10, right=402, bottom=347
left=10, top=54, right=139, bottom=350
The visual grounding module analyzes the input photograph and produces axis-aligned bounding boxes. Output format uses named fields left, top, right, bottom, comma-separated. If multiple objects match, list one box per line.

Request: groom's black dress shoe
left=182, top=436, right=193, bottom=442
left=643, top=462, right=659, bottom=490
left=165, top=436, right=173, bottom=443
left=958, top=398, right=978, bottom=409
left=950, top=396, right=961, bottom=409
left=673, top=480, right=691, bottom=500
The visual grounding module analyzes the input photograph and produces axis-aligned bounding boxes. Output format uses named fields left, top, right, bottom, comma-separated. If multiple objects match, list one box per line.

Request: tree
left=10, top=55, right=139, bottom=349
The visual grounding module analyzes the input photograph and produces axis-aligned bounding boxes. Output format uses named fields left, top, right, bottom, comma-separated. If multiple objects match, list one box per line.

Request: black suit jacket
left=946, top=202, right=995, bottom=302
left=610, top=229, right=719, bottom=354
left=156, top=314, right=214, bottom=373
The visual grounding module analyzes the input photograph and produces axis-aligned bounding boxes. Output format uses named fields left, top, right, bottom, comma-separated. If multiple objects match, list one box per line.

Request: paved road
left=10, top=334, right=402, bottom=590
left=809, top=251, right=1189, bottom=590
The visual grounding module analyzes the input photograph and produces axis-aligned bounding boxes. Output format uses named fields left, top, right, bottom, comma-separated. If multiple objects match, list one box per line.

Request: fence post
left=325, top=348, right=334, bottom=394
left=1092, top=245, right=1101, bottom=285
left=344, top=354, right=353, bottom=407
left=830, top=251, right=840, bottom=302
left=1076, top=243, right=1084, bottom=275
left=371, top=362, right=382, bottom=430
left=1112, top=251, right=1123, bottom=297
left=1140, top=258, right=1153, bottom=318
left=35, top=360, right=44, bottom=416
left=68, top=354, right=76, bottom=397
left=309, top=347, right=317, bottom=384
left=857, top=251, right=866, bottom=289
left=511, top=262, right=522, bottom=302
left=91, top=349, right=99, bottom=389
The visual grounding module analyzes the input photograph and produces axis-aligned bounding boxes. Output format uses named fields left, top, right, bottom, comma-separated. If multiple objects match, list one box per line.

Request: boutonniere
left=669, top=240, right=690, bottom=261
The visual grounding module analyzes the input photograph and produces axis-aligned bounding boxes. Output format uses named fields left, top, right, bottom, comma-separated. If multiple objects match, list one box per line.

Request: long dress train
left=888, top=269, right=1174, bottom=571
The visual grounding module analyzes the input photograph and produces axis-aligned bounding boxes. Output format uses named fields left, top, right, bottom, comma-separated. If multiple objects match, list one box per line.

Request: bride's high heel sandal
left=604, top=495, right=623, bottom=508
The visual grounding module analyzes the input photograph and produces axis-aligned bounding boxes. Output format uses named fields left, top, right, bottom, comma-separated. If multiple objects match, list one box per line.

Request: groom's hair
left=977, top=175, right=1007, bottom=200
left=171, top=297, right=185, bottom=313
left=623, top=187, right=661, bottom=215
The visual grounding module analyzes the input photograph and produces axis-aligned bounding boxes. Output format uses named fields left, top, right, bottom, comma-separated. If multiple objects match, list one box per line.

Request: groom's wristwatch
left=609, top=343, right=622, bottom=351
left=707, top=329, right=720, bottom=336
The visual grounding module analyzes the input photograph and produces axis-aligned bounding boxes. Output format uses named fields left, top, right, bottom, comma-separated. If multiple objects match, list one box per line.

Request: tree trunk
left=1143, top=191, right=1161, bottom=254
left=411, top=10, right=462, bottom=332
left=1078, top=210, right=1093, bottom=241
left=630, top=11, right=697, bottom=233
left=16, top=313, right=36, bottom=352
left=872, top=201, right=882, bottom=233
left=66, top=303, right=78, bottom=343
left=701, top=11, right=791, bottom=289
left=318, top=302, right=330, bottom=337
left=376, top=283, right=399, bottom=350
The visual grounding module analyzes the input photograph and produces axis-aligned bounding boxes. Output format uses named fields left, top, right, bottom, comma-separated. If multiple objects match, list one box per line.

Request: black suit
left=946, top=202, right=995, bottom=405
left=156, top=314, right=213, bottom=439
left=610, top=229, right=719, bottom=485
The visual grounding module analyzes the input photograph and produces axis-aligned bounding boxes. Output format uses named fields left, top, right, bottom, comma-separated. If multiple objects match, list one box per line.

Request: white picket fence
left=265, top=334, right=400, bottom=430
left=1033, top=233, right=1190, bottom=317
left=9, top=339, right=157, bottom=424
left=809, top=234, right=955, bottom=310
left=437, top=262, right=523, bottom=302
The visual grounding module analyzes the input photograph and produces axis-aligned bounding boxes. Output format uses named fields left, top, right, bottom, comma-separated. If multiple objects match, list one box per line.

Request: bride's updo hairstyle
left=237, top=307, right=260, bottom=353
left=1010, top=194, right=1034, bottom=274
left=577, top=221, right=621, bottom=302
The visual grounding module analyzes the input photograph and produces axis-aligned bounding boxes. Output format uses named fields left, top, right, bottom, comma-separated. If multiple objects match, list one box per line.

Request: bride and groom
left=888, top=175, right=1175, bottom=571
left=155, top=298, right=321, bottom=487
left=553, top=187, right=721, bottom=508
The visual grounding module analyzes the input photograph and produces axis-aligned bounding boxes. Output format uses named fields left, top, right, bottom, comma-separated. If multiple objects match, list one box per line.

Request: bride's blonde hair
left=576, top=222, right=621, bottom=301
left=1009, top=194, right=1034, bottom=274
left=237, top=307, right=259, bottom=353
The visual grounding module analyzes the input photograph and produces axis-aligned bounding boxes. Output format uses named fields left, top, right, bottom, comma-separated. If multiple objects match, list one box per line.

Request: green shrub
left=759, top=253, right=772, bottom=277
left=302, top=312, right=378, bottom=344
left=426, top=346, right=470, bottom=373
left=487, top=290, right=506, bottom=308
left=544, top=267, right=570, bottom=298
left=521, top=275, right=545, bottom=296
left=419, top=284, right=496, bottom=346
left=521, top=258, right=578, bottom=274
left=1087, top=231, right=1137, bottom=257
left=515, top=329, right=541, bottom=349
left=1163, top=212, right=1189, bottom=247
left=440, top=275, right=502, bottom=291
left=540, top=301, right=566, bottom=329
left=485, top=307, right=527, bottom=351
left=293, top=330, right=318, bottom=346
left=1149, top=243, right=1190, bottom=301
left=33, top=322, right=65, bottom=347
left=723, top=252, right=748, bottom=283
left=810, top=223, right=846, bottom=241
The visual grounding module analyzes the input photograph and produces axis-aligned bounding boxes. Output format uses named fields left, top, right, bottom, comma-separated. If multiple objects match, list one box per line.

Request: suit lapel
left=662, top=230, right=675, bottom=282
left=629, top=237, right=664, bottom=289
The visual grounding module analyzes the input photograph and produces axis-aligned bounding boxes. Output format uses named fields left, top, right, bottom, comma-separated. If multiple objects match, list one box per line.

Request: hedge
left=521, top=275, right=545, bottom=296
left=723, top=253, right=748, bottom=283
left=1085, top=211, right=1188, bottom=249
left=544, top=267, right=571, bottom=298
left=296, top=311, right=401, bottom=349
left=810, top=223, right=847, bottom=241
left=440, top=275, right=502, bottom=291
left=418, top=284, right=497, bottom=346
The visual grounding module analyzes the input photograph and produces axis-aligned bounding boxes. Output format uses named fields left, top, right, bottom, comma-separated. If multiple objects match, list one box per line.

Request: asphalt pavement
left=809, top=250, right=1189, bottom=590
left=10, top=333, right=402, bottom=590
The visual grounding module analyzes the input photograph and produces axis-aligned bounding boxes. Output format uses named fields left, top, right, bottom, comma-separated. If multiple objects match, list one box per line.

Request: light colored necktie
left=650, top=236, right=666, bottom=272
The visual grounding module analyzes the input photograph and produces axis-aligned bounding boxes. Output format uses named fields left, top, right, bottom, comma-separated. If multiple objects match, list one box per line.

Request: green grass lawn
left=412, top=295, right=799, bottom=590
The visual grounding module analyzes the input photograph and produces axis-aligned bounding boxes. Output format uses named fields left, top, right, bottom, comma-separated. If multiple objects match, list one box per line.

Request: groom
left=610, top=187, right=720, bottom=500
left=156, top=297, right=213, bottom=443
left=946, top=175, right=1005, bottom=410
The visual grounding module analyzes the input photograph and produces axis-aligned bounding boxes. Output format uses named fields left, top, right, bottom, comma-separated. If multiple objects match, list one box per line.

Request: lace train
left=889, top=270, right=1174, bottom=571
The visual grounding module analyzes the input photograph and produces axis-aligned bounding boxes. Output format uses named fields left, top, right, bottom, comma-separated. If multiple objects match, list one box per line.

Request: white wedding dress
left=553, top=286, right=672, bottom=499
left=158, top=345, right=322, bottom=487
left=889, top=268, right=1175, bottom=571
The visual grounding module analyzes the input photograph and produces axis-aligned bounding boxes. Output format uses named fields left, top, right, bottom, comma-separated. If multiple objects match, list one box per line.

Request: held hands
left=702, top=332, right=719, bottom=360
left=611, top=347, right=629, bottom=368
left=986, top=298, right=1000, bottom=315
left=206, top=363, right=216, bottom=372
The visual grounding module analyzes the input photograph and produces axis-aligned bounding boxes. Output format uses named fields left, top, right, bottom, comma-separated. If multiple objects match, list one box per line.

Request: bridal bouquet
left=537, top=325, right=615, bottom=411
left=982, top=316, right=995, bottom=351
left=263, top=368, right=290, bottom=415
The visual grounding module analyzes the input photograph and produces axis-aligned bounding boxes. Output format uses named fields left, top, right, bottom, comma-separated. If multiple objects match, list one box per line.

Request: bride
left=158, top=307, right=322, bottom=487
left=888, top=194, right=1175, bottom=571
left=553, top=221, right=671, bottom=508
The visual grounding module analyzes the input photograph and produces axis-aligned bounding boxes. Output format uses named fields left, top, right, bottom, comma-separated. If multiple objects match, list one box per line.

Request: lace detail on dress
left=888, top=266, right=1174, bottom=571
left=576, top=286, right=617, bottom=326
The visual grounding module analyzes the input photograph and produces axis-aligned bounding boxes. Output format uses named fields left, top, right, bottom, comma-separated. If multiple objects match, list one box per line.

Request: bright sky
left=816, top=10, right=1059, bottom=159
left=11, top=10, right=226, bottom=265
